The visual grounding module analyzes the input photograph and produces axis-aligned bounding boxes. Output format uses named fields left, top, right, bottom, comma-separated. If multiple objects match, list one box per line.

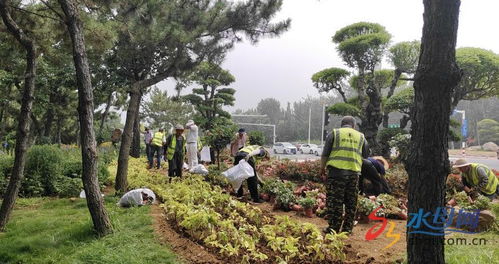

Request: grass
left=0, top=196, right=179, bottom=264
left=445, top=202, right=499, bottom=264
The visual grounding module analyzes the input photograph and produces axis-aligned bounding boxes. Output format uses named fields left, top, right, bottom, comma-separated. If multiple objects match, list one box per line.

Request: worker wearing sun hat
left=164, top=124, right=186, bottom=178
left=453, top=158, right=498, bottom=200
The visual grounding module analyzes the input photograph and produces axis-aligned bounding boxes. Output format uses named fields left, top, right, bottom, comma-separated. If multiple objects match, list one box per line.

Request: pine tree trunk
left=0, top=0, right=37, bottom=231
left=130, top=109, right=141, bottom=158
left=115, top=85, right=142, bottom=193
left=363, top=82, right=383, bottom=154
left=406, top=1, right=461, bottom=263
left=58, top=0, right=113, bottom=236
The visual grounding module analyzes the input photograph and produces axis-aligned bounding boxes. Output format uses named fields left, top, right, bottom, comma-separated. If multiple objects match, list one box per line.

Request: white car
left=300, top=144, right=319, bottom=154
left=272, top=142, right=297, bottom=154
left=313, top=146, right=323, bottom=156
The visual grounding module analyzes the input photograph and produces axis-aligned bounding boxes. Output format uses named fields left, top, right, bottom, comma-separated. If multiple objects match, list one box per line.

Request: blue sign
left=461, top=119, right=468, bottom=138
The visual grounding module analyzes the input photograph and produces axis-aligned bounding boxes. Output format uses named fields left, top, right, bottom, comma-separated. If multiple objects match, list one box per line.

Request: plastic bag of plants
left=222, top=160, right=255, bottom=190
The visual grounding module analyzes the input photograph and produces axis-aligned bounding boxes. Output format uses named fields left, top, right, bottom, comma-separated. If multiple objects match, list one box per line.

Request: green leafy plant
left=357, top=196, right=380, bottom=216
left=298, top=197, right=316, bottom=209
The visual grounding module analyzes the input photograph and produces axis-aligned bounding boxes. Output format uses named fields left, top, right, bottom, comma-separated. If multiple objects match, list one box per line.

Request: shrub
left=0, top=155, right=14, bottom=196
left=389, top=133, right=411, bottom=162
left=56, top=177, right=83, bottom=197
left=378, top=128, right=408, bottom=157
left=248, top=131, right=265, bottom=146
left=23, top=145, right=65, bottom=196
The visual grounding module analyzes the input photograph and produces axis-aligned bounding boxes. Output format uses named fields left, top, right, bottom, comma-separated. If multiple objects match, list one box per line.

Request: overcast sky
left=156, top=0, right=499, bottom=111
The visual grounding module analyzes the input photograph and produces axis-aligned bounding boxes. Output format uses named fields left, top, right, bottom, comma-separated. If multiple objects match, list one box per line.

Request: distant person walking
left=320, top=116, right=369, bottom=234
left=185, top=120, right=199, bottom=169
left=144, top=127, right=153, bottom=166
left=164, top=125, right=186, bottom=178
left=149, top=128, right=165, bottom=169
left=231, top=128, right=248, bottom=157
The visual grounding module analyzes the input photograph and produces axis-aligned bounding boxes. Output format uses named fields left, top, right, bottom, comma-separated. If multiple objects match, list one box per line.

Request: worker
left=320, top=116, right=369, bottom=234
left=149, top=128, right=165, bottom=169
left=359, top=158, right=391, bottom=196
left=234, top=145, right=270, bottom=203
left=117, top=188, right=156, bottom=207
left=230, top=128, right=248, bottom=157
left=453, top=159, right=498, bottom=200
left=185, top=120, right=199, bottom=169
left=164, top=124, right=186, bottom=179
left=144, top=127, right=153, bottom=167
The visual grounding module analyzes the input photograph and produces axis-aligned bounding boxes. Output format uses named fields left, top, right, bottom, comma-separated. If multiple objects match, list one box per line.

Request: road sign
left=461, top=119, right=468, bottom=138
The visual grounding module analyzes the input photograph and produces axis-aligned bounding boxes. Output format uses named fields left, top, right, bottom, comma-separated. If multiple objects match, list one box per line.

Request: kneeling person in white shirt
left=118, top=188, right=155, bottom=207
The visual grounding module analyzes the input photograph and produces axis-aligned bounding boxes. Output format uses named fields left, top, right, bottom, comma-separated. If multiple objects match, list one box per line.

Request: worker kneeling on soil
left=453, top=158, right=498, bottom=200
left=234, top=145, right=270, bottom=203
left=359, top=157, right=391, bottom=196
left=118, top=188, right=156, bottom=207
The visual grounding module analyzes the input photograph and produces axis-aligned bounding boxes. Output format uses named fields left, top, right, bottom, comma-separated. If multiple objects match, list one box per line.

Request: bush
left=23, top=145, right=65, bottom=196
left=248, top=131, right=265, bottom=146
left=389, top=133, right=411, bottom=162
left=0, top=155, right=14, bottom=196
left=56, top=177, right=83, bottom=197
left=3, top=145, right=113, bottom=198
left=378, top=128, right=408, bottom=157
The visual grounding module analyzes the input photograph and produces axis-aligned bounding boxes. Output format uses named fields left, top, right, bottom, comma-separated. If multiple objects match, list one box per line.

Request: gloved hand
left=244, top=155, right=250, bottom=162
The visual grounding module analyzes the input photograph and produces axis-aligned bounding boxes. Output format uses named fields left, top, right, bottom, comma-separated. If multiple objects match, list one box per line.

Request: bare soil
left=150, top=205, right=224, bottom=264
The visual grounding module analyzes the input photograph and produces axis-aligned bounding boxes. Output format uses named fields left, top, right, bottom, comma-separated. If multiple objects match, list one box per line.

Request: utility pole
left=321, top=104, right=325, bottom=146
left=308, top=107, right=311, bottom=144
left=454, top=110, right=466, bottom=149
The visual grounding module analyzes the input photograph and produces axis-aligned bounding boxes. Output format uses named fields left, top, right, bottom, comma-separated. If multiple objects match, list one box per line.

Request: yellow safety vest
left=151, top=132, right=164, bottom=147
left=240, top=145, right=260, bottom=154
left=463, top=163, right=498, bottom=195
left=239, top=145, right=264, bottom=163
left=327, top=127, right=365, bottom=172
left=167, top=135, right=186, bottom=161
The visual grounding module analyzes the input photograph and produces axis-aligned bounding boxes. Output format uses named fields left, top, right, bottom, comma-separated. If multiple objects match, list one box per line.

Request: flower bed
left=111, top=158, right=348, bottom=264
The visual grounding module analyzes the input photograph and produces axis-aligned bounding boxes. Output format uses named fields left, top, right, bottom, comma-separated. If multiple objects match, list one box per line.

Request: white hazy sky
left=157, top=0, right=499, bottom=111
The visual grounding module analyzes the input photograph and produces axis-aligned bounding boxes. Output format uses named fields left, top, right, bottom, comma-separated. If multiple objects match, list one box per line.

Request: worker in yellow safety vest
left=149, top=128, right=165, bottom=169
left=453, top=158, right=498, bottom=200
left=234, top=145, right=270, bottom=203
left=164, top=124, right=186, bottom=178
left=320, top=116, right=369, bottom=234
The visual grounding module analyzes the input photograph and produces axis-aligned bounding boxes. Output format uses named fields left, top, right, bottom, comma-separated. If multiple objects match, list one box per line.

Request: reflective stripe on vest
left=167, top=135, right=186, bottom=160
left=152, top=132, right=164, bottom=147
left=327, top=127, right=364, bottom=172
left=464, top=163, right=498, bottom=195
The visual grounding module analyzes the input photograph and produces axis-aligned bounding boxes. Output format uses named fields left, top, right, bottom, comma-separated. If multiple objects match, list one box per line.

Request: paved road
left=272, top=153, right=499, bottom=170
left=271, top=152, right=320, bottom=161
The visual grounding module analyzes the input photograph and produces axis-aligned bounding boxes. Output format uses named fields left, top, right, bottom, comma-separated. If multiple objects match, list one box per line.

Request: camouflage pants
left=326, top=170, right=359, bottom=233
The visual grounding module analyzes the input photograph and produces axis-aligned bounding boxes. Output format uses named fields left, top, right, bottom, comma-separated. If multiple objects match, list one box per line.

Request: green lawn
left=445, top=202, right=499, bottom=264
left=0, top=196, right=179, bottom=264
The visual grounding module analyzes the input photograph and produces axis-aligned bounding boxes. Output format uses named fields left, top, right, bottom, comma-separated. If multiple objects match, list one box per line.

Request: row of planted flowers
left=109, top=158, right=348, bottom=264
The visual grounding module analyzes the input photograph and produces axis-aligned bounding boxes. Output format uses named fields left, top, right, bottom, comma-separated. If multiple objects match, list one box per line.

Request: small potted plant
left=298, top=197, right=316, bottom=218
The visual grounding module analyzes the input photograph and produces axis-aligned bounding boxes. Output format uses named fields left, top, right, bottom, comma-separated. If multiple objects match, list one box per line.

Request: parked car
left=300, top=144, right=319, bottom=154
left=314, top=146, right=323, bottom=156
left=272, top=142, right=297, bottom=154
